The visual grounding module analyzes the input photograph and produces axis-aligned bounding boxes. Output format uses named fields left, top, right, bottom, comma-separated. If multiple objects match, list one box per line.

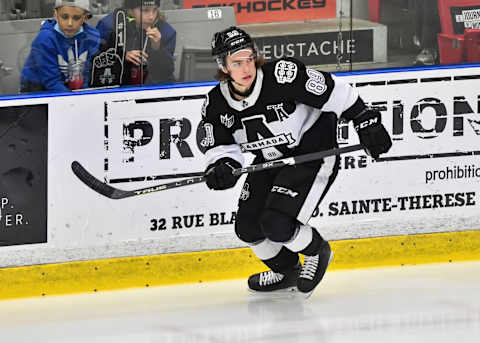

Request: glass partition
left=1, top=0, right=480, bottom=96
left=347, top=0, right=480, bottom=72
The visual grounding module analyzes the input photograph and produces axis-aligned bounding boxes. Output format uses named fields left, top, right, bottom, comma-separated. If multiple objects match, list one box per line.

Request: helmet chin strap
left=228, top=75, right=257, bottom=98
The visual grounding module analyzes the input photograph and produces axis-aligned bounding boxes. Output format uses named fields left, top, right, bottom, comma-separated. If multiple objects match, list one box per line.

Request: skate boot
left=297, top=240, right=333, bottom=298
left=248, top=262, right=301, bottom=293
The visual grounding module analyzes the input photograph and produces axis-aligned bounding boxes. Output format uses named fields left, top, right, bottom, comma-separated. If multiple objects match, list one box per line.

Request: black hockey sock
left=261, top=246, right=299, bottom=273
left=299, top=228, right=325, bottom=256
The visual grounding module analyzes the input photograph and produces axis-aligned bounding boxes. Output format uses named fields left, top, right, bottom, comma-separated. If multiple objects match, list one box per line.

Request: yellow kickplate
left=1, top=230, right=479, bottom=301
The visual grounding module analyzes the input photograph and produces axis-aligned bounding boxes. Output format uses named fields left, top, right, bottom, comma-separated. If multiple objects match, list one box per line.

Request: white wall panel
left=1, top=66, right=479, bottom=267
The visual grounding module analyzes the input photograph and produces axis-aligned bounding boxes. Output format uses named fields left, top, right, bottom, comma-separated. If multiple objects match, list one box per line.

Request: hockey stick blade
left=72, top=161, right=129, bottom=199
left=72, top=144, right=363, bottom=200
left=71, top=161, right=206, bottom=199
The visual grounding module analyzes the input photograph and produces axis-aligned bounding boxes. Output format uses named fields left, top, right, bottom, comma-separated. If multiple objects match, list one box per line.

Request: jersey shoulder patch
left=274, top=59, right=298, bottom=84
left=204, top=86, right=224, bottom=116
left=263, top=58, right=306, bottom=85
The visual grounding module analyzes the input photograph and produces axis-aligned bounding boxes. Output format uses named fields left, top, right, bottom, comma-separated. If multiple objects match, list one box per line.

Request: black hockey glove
left=205, top=157, right=242, bottom=190
left=353, top=109, right=392, bottom=159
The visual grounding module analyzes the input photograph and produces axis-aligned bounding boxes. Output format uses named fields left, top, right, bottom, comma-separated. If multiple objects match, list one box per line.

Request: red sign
left=183, top=0, right=336, bottom=24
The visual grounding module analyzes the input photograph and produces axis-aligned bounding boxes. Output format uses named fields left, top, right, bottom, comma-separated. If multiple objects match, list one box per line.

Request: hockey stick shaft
left=232, top=144, right=363, bottom=176
left=72, top=144, right=363, bottom=199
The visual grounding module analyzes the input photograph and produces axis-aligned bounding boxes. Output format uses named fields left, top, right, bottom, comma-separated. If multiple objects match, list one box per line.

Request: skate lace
left=299, top=255, right=319, bottom=280
left=259, top=271, right=284, bottom=286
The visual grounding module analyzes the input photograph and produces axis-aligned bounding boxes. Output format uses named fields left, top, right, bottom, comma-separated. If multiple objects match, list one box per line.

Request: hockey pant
left=235, top=114, right=340, bottom=273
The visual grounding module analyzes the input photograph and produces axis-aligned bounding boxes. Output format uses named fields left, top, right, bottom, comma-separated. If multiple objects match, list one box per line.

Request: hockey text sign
left=3, top=66, right=480, bottom=268
left=104, top=96, right=208, bottom=183
left=105, top=86, right=480, bottom=185
left=183, top=0, right=336, bottom=24
left=255, top=30, right=374, bottom=66
left=97, top=71, right=480, bottom=242
left=338, top=95, right=480, bottom=146
left=306, top=70, right=480, bottom=237
left=0, top=104, right=48, bottom=247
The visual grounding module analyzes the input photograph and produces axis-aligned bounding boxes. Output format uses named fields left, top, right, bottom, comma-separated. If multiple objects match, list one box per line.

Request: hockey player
left=201, top=26, right=392, bottom=297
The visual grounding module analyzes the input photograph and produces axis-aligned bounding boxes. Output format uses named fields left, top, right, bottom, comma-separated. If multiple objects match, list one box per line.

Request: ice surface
left=1, top=261, right=479, bottom=342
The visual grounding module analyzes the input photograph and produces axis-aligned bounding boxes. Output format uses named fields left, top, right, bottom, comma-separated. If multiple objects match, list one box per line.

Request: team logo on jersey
left=271, top=186, right=299, bottom=198
left=241, top=133, right=295, bottom=152
left=274, top=60, right=298, bottom=84
left=305, top=69, right=327, bottom=96
left=240, top=183, right=250, bottom=201
left=220, top=114, right=235, bottom=128
left=200, top=123, right=215, bottom=147
left=99, top=68, right=115, bottom=85
left=266, top=103, right=290, bottom=121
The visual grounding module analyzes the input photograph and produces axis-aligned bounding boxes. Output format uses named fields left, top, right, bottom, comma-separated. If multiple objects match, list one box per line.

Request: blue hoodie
left=21, top=19, right=100, bottom=92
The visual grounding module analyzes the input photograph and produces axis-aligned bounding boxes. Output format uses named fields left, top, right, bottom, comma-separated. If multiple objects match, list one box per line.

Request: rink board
left=1, top=230, right=480, bottom=300
left=1, top=65, right=480, bottom=299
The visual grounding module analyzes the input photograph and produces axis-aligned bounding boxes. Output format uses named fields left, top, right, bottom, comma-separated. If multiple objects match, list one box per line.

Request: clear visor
left=229, top=48, right=254, bottom=57
left=215, top=45, right=258, bottom=69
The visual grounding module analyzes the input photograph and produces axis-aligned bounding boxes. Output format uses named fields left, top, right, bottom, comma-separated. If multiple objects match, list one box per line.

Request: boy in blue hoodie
left=20, top=0, right=100, bottom=93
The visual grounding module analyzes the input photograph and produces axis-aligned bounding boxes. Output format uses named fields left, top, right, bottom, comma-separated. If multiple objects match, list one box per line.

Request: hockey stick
left=71, top=144, right=363, bottom=200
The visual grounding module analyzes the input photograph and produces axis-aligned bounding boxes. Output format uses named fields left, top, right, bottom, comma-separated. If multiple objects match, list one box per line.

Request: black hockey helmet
left=211, top=26, right=257, bottom=68
left=124, top=0, right=160, bottom=9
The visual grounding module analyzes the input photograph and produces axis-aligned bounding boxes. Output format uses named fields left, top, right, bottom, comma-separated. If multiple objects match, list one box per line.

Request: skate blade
left=327, top=250, right=334, bottom=267
left=301, top=290, right=314, bottom=299
left=248, top=286, right=298, bottom=293
left=247, top=286, right=299, bottom=298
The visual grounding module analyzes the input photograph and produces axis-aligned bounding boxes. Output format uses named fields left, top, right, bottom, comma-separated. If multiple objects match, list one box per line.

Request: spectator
left=91, top=0, right=176, bottom=87
left=20, top=0, right=100, bottom=93
left=413, top=0, right=441, bottom=66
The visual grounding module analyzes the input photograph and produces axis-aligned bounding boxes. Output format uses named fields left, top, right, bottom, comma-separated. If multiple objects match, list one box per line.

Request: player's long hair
left=214, top=57, right=265, bottom=82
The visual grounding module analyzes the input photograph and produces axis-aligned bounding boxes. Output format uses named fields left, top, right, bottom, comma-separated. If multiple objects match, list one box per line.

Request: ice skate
left=248, top=263, right=301, bottom=293
left=297, top=240, right=333, bottom=298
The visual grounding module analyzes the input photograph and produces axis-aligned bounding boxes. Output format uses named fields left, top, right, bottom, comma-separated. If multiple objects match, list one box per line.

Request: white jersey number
left=305, top=69, right=327, bottom=96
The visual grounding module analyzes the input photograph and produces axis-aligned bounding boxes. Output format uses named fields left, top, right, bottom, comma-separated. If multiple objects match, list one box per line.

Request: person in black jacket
left=91, top=0, right=176, bottom=87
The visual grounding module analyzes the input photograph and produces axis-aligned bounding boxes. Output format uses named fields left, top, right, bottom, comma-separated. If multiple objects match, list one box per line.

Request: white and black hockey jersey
left=201, top=57, right=366, bottom=167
